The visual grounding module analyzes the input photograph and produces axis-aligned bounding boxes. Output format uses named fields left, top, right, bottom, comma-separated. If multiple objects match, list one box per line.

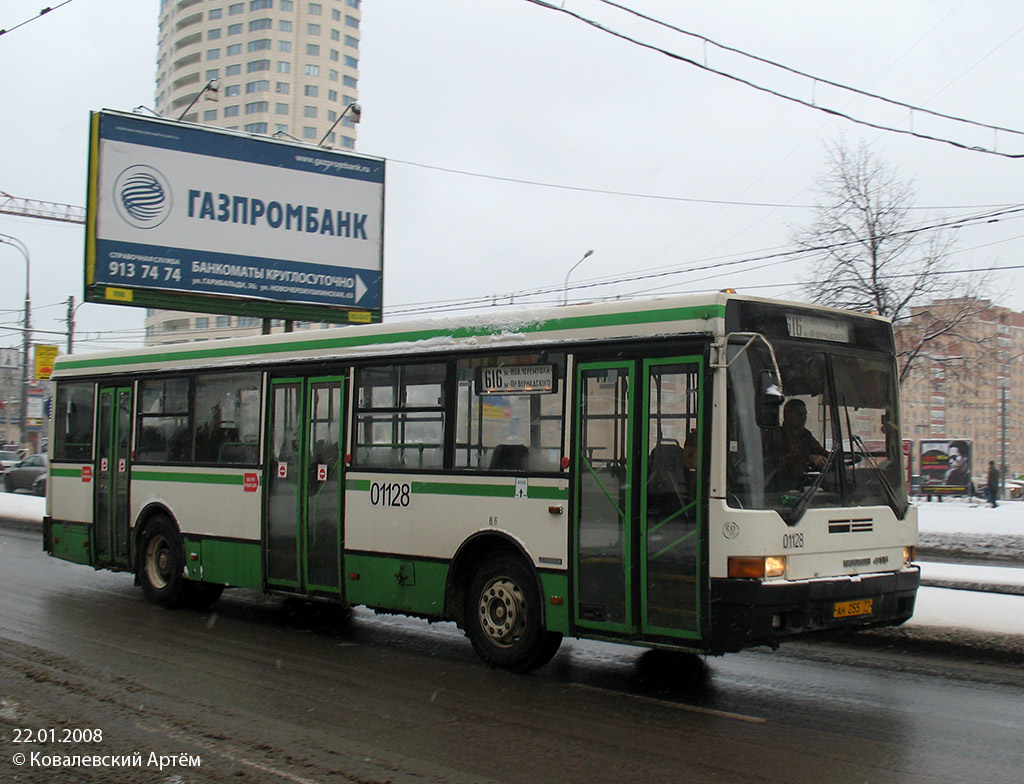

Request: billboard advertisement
left=34, top=345, right=59, bottom=381
left=919, top=439, right=973, bottom=496
left=85, top=110, right=384, bottom=322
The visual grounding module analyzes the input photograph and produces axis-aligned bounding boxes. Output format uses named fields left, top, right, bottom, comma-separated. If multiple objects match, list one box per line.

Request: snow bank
left=909, top=586, right=1024, bottom=636
left=0, top=493, right=44, bottom=523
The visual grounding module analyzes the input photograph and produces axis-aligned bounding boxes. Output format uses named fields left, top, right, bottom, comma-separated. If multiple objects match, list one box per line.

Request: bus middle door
left=264, top=376, right=345, bottom=597
left=94, top=385, right=132, bottom=569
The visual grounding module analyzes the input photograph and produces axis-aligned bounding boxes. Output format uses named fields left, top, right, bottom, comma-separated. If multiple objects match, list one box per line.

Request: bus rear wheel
left=139, top=515, right=186, bottom=607
left=138, top=516, right=224, bottom=609
left=465, top=554, right=561, bottom=672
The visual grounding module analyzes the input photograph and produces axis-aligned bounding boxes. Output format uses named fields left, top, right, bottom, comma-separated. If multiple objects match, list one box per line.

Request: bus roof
left=51, top=292, right=889, bottom=378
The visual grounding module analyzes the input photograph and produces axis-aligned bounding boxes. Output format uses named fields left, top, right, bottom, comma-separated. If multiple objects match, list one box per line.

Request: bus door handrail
left=578, top=452, right=626, bottom=522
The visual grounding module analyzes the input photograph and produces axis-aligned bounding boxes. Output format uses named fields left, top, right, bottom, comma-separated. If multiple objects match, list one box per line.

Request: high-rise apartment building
left=897, top=298, right=1023, bottom=486
left=148, top=0, right=362, bottom=344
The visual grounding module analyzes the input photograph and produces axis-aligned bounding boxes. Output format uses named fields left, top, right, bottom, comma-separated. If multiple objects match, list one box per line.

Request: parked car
left=0, top=450, right=19, bottom=475
left=3, top=454, right=48, bottom=493
left=994, top=479, right=1023, bottom=500
left=31, top=472, right=47, bottom=497
left=973, top=476, right=1023, bottom=501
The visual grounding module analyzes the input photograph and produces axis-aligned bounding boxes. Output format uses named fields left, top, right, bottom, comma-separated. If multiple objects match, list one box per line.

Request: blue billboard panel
left=86, top=110, right=384, bottom=321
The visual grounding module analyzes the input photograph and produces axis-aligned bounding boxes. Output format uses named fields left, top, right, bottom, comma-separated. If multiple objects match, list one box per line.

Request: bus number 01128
left=369, top=481, right=411, bottom=507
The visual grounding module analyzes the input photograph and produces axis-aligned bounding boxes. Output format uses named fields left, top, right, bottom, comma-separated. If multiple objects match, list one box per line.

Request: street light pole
left=1000, top=380, right=1008, bottom=502
left=562, top=249, right=594, bottom=306
left=0, top=234, right=30, bottom=448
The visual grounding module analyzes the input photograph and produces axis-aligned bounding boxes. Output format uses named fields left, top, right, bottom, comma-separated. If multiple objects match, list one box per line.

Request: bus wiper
left=849, top=434, right=908, bottom=518
left=785, top=447, right=838, bottom=524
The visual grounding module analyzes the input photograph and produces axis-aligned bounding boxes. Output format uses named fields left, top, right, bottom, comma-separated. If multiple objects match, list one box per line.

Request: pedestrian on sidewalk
left=987, top=460, right=999, bottom=508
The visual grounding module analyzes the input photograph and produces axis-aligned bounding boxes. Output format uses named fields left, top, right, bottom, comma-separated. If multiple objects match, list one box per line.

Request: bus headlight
left=765, top=555, right=787, bottom=578
left=903, top=546, right=916, bottom=564
left=728, top=556, right=787, bottom=579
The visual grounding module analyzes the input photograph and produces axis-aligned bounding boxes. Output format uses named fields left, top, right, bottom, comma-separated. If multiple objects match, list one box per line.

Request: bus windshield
left=727, top=339, right=908, bottom=523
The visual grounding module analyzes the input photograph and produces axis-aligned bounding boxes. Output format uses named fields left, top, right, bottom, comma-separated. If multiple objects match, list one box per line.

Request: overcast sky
left=2, top=0, right=1024, bottom=353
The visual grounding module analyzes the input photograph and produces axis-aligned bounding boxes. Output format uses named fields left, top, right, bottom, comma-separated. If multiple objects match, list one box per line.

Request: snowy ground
left=914, top=497, right=1023, bottom=537
left=2, top=492, right=1021, bottom=638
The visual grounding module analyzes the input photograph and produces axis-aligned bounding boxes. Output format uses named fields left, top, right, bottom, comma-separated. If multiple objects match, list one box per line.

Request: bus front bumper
left=709, top=566, right=921, bottom=652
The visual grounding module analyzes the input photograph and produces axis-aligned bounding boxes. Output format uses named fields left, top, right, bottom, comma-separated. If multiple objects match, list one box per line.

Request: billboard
left=85, top=110, right=384, bottom=323
left=34, top=345, right=59, bottom=381
left=919, top=439, right=973, bottom=496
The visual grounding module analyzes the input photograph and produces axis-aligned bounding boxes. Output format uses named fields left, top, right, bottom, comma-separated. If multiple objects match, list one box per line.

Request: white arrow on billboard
left=355, top=274, right=367, bottom=304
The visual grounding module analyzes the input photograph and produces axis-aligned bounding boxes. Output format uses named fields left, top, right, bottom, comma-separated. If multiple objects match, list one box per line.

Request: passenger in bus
left=778, top=399, right=828, bottom=486
left=490, top=443, right=529, bottom=471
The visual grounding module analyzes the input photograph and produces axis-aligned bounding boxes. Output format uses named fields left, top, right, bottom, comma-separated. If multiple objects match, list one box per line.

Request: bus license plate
left=833, top=599, right=873, bottom=618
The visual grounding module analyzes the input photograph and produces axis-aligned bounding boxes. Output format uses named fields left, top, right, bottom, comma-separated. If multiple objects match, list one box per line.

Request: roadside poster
left=919, top=439, right=973, bottom=495
left=34, top=345, right=59, bottom=380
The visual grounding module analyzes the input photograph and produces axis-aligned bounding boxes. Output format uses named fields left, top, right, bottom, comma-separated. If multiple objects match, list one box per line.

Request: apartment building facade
left=148, top=0, right=362, bottom=344
left=897, top=298, right=1023, bottom=486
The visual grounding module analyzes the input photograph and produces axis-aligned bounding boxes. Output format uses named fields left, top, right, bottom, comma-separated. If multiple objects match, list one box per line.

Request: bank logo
left=113, top=165, right=172, bottom=229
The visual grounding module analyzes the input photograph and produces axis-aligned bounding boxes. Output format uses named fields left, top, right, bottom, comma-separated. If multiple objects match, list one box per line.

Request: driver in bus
left=779, top=398, right=828, bottom=485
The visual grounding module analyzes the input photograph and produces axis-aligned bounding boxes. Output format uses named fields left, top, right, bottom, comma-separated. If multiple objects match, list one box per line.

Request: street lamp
left=562, top=249, right=594, bottom=306
left=319, top=101, right=362, bottom=147
left=0, top=233, right=30, bottom=448
left=176, top=79, right=220, bottom=121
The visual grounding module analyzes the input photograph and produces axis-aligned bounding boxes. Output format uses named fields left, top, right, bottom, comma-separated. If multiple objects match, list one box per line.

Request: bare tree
left=791, top=140, right=989, bottom=381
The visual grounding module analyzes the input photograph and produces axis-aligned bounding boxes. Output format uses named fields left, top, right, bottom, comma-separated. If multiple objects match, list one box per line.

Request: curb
left=0, top=517, right=43, bottom=535
left=920, top=578, right=1024, bottom=596
left=816, top=624, right=1024, bottom=668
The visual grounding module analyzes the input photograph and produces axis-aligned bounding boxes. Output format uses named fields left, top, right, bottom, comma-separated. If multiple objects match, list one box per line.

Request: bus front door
left=574, top=357, right=704, bottom=642
left=95, top=385, right=132, bottom=569
left=264, top=376, right=345, bottom=597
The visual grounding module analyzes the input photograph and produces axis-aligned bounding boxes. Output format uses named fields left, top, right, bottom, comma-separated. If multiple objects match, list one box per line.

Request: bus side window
left=354, top=364, right=446, bottom=470
left=54, top=382, right=96, bottom=461
left=454, top=353, right=565, bottom=473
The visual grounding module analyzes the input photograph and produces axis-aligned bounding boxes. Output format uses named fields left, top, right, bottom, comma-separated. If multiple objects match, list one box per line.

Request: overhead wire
left=593, top=0, right=1024, bottom=139
left=381, top=205, right=1024, bottom=317
left=520, top=0, right=1024, bottom=158
left=388, top=157, right=1016, bottom=211
left=0, top=0, right=79, bottom=37
left=611, top=0, right=969, bottom=272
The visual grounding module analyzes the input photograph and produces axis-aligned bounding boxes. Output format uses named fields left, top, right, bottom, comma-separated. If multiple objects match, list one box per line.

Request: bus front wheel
left=465, top=554, right=561, bottom=672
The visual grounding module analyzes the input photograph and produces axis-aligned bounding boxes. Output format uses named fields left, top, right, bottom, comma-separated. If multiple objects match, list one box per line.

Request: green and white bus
left=44, top=293, right=919, bottom=671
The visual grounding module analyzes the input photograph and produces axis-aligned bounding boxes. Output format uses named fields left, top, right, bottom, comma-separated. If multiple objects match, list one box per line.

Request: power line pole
left=66, top=296, right=75, bottom=354
left=0, top=234, right=30, bottom=449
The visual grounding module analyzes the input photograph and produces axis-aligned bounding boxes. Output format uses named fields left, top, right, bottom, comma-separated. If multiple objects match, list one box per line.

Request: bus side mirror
left=756, top=369, right=784, bottom=428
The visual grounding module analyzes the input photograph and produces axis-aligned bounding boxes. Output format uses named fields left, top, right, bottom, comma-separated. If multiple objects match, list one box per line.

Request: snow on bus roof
left=52, top=292, right=736, bottom=376
left=51, top=292, right=883, bottom=377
